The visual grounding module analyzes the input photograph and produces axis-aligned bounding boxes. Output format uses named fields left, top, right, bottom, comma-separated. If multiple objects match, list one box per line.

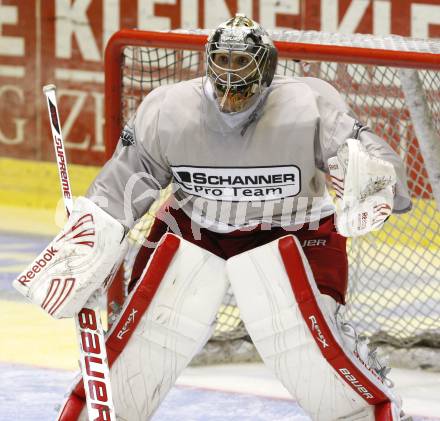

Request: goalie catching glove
left=13, top=197, right=128, bottom=318
left=328, top=138, right=396, bottom=237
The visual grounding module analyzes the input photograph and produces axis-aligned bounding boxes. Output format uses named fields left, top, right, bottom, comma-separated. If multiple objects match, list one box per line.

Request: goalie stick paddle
left=43, top=85, right=116, bottom=421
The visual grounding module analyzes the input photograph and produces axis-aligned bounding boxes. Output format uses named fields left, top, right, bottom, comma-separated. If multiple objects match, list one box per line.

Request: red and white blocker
left=226, top=235, right=401, bottom=421
left=57, top=233, right=229, bottom=421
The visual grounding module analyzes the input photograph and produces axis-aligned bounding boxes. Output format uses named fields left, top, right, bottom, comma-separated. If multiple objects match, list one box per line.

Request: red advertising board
left=1, top=0, right=440, bottom=165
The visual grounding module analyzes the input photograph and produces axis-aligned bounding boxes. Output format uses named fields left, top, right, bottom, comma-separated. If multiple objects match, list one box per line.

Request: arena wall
left=1, top=0, right=440, bottom=165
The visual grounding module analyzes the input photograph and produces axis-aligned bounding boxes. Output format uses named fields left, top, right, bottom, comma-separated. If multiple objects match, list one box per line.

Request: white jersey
left=87, top=76, right=411, bottom=232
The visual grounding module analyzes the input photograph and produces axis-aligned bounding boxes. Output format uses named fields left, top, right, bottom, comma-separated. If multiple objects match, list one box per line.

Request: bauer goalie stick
left=43, top=85, right=116, bottom=421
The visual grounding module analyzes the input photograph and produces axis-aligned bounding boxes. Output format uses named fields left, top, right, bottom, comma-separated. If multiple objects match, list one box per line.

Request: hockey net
left=105, top=29, right=440, bottom=367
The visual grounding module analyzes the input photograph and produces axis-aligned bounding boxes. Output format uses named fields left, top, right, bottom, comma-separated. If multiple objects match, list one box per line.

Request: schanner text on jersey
left=171, top=166, right=301, bottom=201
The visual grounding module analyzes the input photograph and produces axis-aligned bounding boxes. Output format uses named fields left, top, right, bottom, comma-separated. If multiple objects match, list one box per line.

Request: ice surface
left=1, top=362, right=439, bottom=421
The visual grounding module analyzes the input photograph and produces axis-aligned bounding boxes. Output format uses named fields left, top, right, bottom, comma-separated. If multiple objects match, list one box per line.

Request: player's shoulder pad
left=270, top=75, right=348, bottom=111
left=138, top=77, right=203, bottom=113
left=297, top=76, right=349, bottom=112
left=134, top=82, right=180, bottom=131
left=137, top=83, right=171, bottom=112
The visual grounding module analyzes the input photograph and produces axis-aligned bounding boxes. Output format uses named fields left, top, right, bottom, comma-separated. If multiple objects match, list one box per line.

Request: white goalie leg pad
left=69, top=234, right=229, bottom=421
left=226, top=235, right=401, bottom=421
left=13, top=197, right=127, bottom=318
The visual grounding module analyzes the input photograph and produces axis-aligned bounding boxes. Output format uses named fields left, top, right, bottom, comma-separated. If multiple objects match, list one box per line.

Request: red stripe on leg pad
left=106, top=233, right=180, bottom=357
left=278, top=236, right=391, bottom=410
left=59, top=233, right=180, bottom=420
left=56, top=392, right=85, bottom=421
left=375, top=402, right=394, bottom=420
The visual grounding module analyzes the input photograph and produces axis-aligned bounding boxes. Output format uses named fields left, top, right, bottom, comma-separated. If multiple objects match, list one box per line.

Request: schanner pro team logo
left=171, top=165, right=301, bottom=201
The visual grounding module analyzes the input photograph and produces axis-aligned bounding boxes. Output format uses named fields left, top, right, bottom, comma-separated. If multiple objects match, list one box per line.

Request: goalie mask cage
left=105, top=29, right=440, bottom=366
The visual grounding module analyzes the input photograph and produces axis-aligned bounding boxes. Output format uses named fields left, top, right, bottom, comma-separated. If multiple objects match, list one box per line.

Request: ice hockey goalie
left=14, top=13, right=413, bottom=421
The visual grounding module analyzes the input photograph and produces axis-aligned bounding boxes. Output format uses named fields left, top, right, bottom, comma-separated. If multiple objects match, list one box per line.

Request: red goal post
left=104, top=28, right=440, bottom=362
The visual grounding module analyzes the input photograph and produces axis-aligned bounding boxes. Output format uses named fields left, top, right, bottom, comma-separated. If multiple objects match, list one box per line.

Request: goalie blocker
left=13, top=197, right=128, bottom=318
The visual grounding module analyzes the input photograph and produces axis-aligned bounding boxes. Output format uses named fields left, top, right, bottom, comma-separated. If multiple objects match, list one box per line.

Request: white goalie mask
left=206, top=14, right=278, bottom=113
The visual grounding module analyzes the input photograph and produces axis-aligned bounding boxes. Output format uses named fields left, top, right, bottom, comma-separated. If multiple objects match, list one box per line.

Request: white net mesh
left=110, top=29, right=440, bottom=360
